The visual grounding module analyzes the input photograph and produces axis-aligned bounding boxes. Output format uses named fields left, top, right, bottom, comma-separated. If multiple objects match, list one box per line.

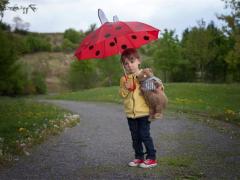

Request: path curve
left=0, top=100, right=239, bottom=179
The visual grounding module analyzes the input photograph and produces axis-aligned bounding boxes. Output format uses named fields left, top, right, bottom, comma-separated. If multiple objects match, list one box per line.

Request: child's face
left=122, top=57, right=140, bottom=74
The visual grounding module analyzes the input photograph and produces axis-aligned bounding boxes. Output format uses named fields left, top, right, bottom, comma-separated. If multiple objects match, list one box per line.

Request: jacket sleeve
left=119, top=76, right=130, bottom=98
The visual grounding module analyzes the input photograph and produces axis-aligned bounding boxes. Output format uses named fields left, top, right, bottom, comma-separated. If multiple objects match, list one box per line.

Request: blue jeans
left=127, top=116, right=156, bottom=160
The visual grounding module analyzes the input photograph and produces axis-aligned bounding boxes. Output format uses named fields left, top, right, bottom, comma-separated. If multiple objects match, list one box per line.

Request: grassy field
left=50, top=83, right=240, bottom=124
left=0, top=97, right=79, bottom=165
left=0, top=83, right=239, bottom=165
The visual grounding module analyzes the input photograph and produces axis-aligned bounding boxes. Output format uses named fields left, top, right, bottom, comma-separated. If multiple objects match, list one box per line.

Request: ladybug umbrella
left=74, top=9, right=160, bottom=61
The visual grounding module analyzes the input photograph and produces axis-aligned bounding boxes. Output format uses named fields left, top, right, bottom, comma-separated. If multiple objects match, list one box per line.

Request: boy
left=119, top=48, right=157, bottom=168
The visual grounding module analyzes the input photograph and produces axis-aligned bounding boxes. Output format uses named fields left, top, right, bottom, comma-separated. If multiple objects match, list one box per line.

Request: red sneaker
left=139, top=159, right=157, bottom=168
left=128, top=159, right=144, bottom=167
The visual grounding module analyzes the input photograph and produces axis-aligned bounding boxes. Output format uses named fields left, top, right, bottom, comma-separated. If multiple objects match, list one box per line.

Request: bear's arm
left=153, top=77, right=164, bottom=90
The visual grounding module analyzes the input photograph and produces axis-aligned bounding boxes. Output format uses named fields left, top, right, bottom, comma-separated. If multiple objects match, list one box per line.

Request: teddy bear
left=136, top=68, right=168, bottom=120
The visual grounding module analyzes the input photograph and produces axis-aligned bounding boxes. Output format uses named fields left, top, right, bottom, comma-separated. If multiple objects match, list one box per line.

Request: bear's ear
left=146, top=68, right=153, bottom=73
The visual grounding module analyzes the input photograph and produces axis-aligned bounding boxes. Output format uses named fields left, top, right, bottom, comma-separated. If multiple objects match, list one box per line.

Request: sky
left=2, top=0, right=230, bottom=37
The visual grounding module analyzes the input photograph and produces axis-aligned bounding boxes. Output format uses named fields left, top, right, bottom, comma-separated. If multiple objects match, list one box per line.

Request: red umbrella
left=74, top=10, right=160, bottom=60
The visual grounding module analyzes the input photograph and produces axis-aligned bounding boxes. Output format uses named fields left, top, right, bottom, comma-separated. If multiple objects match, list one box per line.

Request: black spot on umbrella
left=109, top=42, right=115, bottom=47
left=96, top=50, right=100, bottom=56
left=114, top=37, right=117, bottom=43
left=121, top=44, right=127, bottom=49
left=105, top=33, right=111, bottom=38
left=115, top=26, right=122, bottom=30
left=89, top=45, right=94, bottom=50
left=131, top=35, right=137, bottom=39
left=144, top=36, right=149, bottom=40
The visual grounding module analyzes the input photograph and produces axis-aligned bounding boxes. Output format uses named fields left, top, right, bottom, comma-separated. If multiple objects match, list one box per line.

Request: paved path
left=0, top=100, right=239, bottom=179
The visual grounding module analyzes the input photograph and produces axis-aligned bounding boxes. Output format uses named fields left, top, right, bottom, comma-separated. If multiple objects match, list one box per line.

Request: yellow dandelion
left=18, top=127, right=26, bottom=132
left=225, top=109, right=235, bottom=115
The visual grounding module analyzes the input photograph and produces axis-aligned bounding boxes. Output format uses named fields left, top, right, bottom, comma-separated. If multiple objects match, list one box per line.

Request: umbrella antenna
left=98, top=9, right=109, bottom=24
left=113, top=15, right=119, bottom=22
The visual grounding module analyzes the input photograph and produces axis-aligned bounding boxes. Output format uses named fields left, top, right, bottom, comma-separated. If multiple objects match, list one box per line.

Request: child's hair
left=121, top=48, right=140, bottom=64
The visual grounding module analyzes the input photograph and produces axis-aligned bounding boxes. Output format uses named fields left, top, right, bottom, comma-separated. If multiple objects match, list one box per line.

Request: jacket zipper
left=132, top=76, right=136, bottom=117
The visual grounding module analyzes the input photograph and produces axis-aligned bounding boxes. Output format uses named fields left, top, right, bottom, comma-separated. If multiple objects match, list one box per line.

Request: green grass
left=51, top=86, right=122, bottom=103
left=159, top=155, right=194, bottom=167
left=50, top=83, right=240, bottom=123
left=0, top=97, right=79, bottom=163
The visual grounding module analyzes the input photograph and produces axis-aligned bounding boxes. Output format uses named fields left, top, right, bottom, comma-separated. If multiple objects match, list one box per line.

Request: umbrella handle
left=121, top=62, right=127, bottom=78
left=122, top=63, right=129, bottom=88
left=122, top=64, right=136, bottom=92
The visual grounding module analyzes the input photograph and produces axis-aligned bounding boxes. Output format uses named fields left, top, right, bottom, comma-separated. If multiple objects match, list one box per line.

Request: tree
left=152, top=29, right=186, bottom=82
left=1, top=1, right=37, bottom=20
left=13, top=16, right=30, bottom=31
left=218, top=0, right=240, bottom=82
left=85, top=24, right=97, bottom=35
left=0, top=0, right=9, bottom=19
left=181, top=20, right=216, bottom=81
left=204, top=22, right=229, bottom=82
left=0, top=29, right=25, bottom=95
left=96, top=56, right=122, bottom=86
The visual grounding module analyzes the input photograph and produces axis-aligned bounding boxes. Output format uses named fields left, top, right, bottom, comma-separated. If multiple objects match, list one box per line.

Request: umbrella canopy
left=74, top=21, right=160, bottom=60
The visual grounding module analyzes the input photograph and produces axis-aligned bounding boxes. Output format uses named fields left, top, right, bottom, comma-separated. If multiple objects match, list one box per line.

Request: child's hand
left=154, top=80, right=162, bottom=87
left=125, top=80, right=134, bottom=90
left=155, top=82, right=164, bottom=91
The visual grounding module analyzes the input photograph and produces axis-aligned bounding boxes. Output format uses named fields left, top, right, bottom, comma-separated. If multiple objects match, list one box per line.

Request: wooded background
left=0, top=0, right=239, bottom=95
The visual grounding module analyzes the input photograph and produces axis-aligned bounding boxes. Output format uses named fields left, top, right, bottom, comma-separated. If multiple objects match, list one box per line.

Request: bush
left=0, top=29, right=48, bottom=95
left=68, top=60, right=97, bottom=90
left=14, top=28, right=29, bottom=35
left=23, top=82, right=36, bottom=94
left=0, top=22, right=10, bottom=31
left=52, top=46, right=62, bottom=52
left=32, top=71, right=47, bottom=94
left=12, top=35, right=31, bottom=55
left=61, top=39, right=77, bottom=52
left=20, top=63, right=47, bottom=95
left=63, top=28, right=83, bottom=44
left=25, top=35, right=51, bottom=52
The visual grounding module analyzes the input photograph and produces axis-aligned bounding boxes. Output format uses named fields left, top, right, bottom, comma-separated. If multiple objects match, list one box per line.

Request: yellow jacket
left=119, top=73, right=150, bottom=118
